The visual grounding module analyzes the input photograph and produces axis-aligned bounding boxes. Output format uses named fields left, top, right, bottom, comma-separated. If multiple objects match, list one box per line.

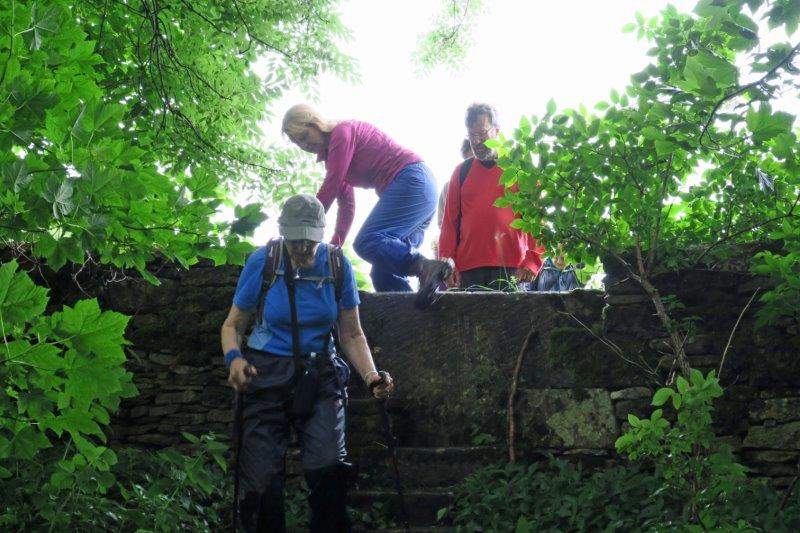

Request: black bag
left=532, top=257, right=584, bottom=292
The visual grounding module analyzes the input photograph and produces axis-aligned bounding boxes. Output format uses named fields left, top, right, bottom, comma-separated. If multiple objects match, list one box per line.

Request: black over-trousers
left=236, top=349, right=351, bottom=533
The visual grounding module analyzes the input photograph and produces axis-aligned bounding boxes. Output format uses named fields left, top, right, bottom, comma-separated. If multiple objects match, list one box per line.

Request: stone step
left=349, top=488, right=453, bottom=528
left=351, top=446, right=501, bottom=489
left=285, top=445, right=499, bottom=490
left=362, top=526, right=458, bottom=533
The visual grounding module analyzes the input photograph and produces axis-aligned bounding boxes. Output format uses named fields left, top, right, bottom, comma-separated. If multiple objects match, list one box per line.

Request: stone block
left=150, top=352, right=179, bottom=366
left=749, top=397, right=800, bottom=423
left=154, top=390, right=197, bottom=405
left=127, top=433, right=176, bottom=447
left=518, top=389, right=618, bottom=450
left=743, top=450, right=798, bottom=464
left=207, top=409, right=233, bottom=423
left=614, top=399, right=651, bottom=422
left=150, top=404, right=180, bottom=417
left=744, top=421, right=800, bottom=450
left=130, top=406, right=149, bottom=418
left=610, top=387, right=652, bottom=401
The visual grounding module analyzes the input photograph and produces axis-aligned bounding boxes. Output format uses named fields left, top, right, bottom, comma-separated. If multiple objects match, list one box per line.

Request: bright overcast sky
left=253, top=0, right=787, bottom=254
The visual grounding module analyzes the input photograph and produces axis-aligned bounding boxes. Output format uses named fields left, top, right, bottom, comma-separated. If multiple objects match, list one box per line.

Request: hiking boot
left=414, top=257, right=454, bottom=309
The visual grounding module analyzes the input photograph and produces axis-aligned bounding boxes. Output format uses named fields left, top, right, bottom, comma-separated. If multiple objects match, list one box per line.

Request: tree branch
left=699, top=42, right=800, bottom=147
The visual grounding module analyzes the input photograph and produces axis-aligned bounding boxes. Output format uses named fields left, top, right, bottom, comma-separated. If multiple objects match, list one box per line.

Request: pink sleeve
left=316, top=125, right=356, bottom=211
left=331, top=183, right=355, bottom=246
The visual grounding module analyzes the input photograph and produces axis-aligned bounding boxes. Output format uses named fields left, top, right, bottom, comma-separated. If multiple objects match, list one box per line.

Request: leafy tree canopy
left=494, top=0, right=799, bottom=374
left=0, top=0, right=353, bottom=278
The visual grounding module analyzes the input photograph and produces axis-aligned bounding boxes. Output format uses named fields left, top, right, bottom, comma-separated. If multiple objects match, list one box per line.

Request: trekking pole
left=369, top=374, right=411, bottom=533
left=232, top=364, right=256, bottom=532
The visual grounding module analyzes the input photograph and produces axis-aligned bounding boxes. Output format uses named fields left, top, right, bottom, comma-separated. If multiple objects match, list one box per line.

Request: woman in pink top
left=282, top=104, right=452, bottom=303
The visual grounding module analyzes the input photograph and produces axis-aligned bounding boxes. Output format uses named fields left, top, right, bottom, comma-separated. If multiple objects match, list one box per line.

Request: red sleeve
left=331, top=183, right=355, bottom=246
left=316, top=124, right=356, bottom=211
left=522, top=234, right=545, bottom=273
left=438, top=165, right=462, bottom=263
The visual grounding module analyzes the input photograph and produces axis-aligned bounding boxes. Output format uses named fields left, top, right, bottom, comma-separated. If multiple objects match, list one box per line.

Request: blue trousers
left=353, top=163, right=437, bottom=292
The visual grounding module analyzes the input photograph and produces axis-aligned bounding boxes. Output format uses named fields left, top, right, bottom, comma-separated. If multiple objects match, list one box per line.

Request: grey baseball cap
left=278, top=194, right=325, bottom=242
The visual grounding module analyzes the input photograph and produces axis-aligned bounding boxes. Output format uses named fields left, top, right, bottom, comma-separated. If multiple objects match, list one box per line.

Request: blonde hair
left=282, top=104, right=339, bottom=138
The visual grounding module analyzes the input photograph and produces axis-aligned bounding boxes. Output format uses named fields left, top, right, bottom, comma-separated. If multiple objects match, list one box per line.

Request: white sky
left=252, top=0, right=794, bottom=256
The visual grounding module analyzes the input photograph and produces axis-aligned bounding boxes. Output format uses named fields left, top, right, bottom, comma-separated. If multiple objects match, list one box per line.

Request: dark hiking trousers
left=236, top=349, right=351, bottom=533
left=459, top=266, right=523, bottom=291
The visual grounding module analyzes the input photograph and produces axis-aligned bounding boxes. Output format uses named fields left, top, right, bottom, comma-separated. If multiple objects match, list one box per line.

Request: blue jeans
left=353, top=162, right=437, bottom=292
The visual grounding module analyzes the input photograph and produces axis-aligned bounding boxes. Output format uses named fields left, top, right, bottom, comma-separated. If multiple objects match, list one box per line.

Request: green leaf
left=43, top=299, right=130, bottom=361
left=230, top=203, right=268, bottom=237
left=0, top=260, right=49, bottom=327
left=627, top=413, right=641, bottom=427
left=30, top=3, right=63, bottom=51
left=652, top=387, right=674, bottom=406
left=672, top=393, right=683, bottom=409
left=622, top=22, right=637, bottom=33
left=746, top=104, right=795, bottom=143
left=546, top=98, right=556, bottom=115
left=654, top=140, right=676, bottom=156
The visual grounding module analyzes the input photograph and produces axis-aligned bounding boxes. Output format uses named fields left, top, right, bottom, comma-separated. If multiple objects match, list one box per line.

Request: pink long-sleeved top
left=315, top=120, right=421, bottom=245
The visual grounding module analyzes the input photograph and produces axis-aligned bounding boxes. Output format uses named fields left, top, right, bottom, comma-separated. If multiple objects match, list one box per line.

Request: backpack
left=253, top=238, right=346, bottom=327
left=531, top=257, right=584, bottom=292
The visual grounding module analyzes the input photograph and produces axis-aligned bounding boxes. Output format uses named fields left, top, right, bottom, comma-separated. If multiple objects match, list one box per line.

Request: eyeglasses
left=467, top=127, right=497, bottom=143
left=286, top=239, right=317, bottom=252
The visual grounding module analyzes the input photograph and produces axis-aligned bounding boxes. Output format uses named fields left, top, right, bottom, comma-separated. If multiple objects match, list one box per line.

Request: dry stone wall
left=99, top=261, right=800, bottom=484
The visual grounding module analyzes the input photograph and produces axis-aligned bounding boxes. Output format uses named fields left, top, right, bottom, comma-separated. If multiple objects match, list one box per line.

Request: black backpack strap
left=455, top=157, right=474, bottom=247
left=254, top=238, right=283, bottom=327
left=282, top=242, right=305, bottom=379
left=326, top=244, right=345, bottom=304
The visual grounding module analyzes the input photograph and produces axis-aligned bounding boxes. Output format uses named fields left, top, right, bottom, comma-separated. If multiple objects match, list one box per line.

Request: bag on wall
left=531, top=257, right=584, bottom=292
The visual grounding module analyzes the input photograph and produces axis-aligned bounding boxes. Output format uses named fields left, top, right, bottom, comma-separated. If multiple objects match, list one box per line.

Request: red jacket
left=439, top=160, right=543, bottom=273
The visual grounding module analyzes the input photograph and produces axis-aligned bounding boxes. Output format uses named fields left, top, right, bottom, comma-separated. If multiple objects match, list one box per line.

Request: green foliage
left=0, top=259, right=130, bottom=466
left=2, top=432, right=229, bottom=531
left=443, top=457, right=800, bottom=532
left=342, top=245, right=374, bottom=292
left=446, top=373, right=800, bottom=531
left=615, top=370, right=750, bottom=527
left=751, top=220, right=800, bottom=327
left=0, top=259, right=133, bottom=524
left=494, top=0, right=800, bottom=375
left=0, top=0, right=352, bottom=273
left=413, top=0, right=485, bottom=74
left=497, top=0, right=799, bottom=274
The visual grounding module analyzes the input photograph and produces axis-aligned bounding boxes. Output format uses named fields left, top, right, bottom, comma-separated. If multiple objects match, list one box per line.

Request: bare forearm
left=221, top=323, right=242, bottom=354
left=339, top=332, right=377, bottom=381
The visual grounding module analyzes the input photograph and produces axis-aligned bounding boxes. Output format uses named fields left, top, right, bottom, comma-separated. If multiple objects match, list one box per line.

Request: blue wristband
left=224, top=349, right=243, bottom=368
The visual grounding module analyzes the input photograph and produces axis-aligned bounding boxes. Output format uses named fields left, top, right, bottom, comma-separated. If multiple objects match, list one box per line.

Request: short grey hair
left=465, top=103, right=499, bottom=129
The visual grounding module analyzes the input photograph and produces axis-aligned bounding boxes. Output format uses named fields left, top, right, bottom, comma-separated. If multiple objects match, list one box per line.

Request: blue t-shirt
left=233, top=244, right=360, bottom=356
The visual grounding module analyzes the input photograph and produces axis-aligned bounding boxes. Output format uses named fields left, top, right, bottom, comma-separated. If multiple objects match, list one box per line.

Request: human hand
left=228, top=358, right=257, bottom=392
left=516, top=267, right=535, bottom=283
left=366, top=371, right=394, bottom=400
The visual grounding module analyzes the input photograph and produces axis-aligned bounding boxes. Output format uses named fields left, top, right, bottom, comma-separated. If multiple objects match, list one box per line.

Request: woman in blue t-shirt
left=220, top=194, right=394, bottom=532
